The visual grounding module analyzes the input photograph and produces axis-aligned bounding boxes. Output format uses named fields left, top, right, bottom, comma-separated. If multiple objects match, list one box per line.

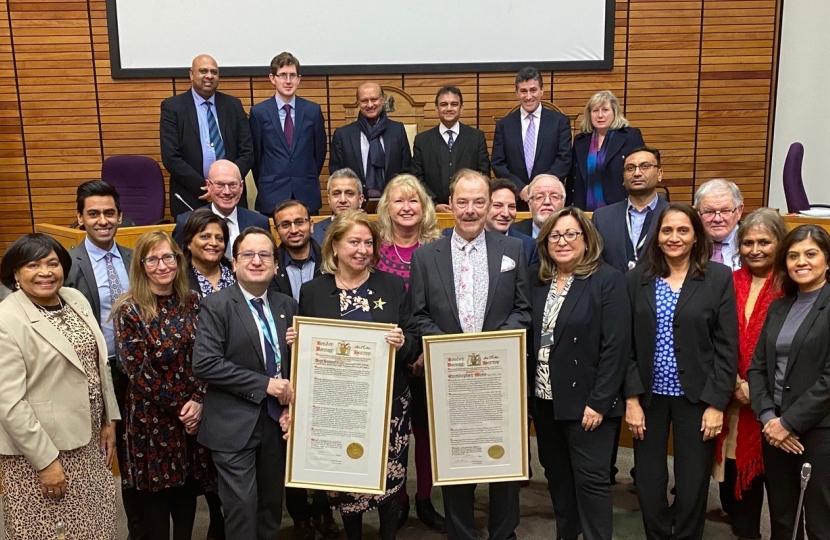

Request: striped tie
left=204, top=102, right=225, bottom=160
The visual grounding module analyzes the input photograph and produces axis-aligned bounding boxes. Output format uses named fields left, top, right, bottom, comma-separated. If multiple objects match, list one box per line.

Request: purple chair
left=783, top=142, right=830, bottom=215
left=101, top=155, right=167, bottom=225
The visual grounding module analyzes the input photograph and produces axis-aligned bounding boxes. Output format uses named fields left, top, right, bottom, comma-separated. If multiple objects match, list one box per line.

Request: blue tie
left=204, top=101, right=226, bottom=160
left=250, top=298, right=282, bottom=421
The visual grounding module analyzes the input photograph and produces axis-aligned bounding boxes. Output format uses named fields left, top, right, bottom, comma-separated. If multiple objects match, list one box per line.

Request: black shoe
left=311, top=512, right=341, bottom=540
left=293, top=520, right=316, bottom=540
left=415, top=498, right=447, bottom=534
left=397, top=494, right=410, bottom=530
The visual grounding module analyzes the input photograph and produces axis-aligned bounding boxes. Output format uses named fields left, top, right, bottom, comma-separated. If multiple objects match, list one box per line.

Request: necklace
left=393, top=242, right=418, bottom=265
left=336, top=273, right=369, bottom=291
left=33, top=296, right=64, bottom=311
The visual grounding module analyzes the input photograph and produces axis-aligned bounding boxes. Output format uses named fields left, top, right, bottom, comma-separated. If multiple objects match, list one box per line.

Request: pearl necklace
left=393, top=242, right=419, bottom=265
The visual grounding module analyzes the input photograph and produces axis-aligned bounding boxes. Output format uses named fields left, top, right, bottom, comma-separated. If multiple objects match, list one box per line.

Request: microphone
left=174, top=192, right=195, bottom=212
left=800, top=462, right=812, bottom=489
left=792, top=462, right=812, bottom=540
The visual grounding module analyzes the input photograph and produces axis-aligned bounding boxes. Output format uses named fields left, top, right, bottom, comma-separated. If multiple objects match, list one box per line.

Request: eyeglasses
left=548, top=230, right=583, bottom=243
left=210, top=181, right=242, bottom=191
left=274, top=73, right=299, bottom=81
left=531, top=192, right=564, bottom=204
left=142, top=253, right=177, bottom=269
left=277, top=218, right=311, bottom=231
left=237, top=251, right=275, bottom=263
left=699, top=208, right=738, bottom=220
left=623, top=163, right=659, bottom=174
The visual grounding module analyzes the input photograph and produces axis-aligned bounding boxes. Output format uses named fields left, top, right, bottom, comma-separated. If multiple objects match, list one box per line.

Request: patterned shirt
left=535, top=276, right=574, bottom=399
left=451, top=230, right=489, bottom=333
left=192, top=263, right=235, bottom=298
left=652, top=278, right=684, bottom=396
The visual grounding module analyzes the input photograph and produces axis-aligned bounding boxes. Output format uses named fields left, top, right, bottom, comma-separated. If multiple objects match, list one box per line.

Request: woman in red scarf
left=715, top=208, right=786, bottom=540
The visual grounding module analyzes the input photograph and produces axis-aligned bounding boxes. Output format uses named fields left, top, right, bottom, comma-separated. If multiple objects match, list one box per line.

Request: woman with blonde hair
left=571, top=90, right=645, bottom=210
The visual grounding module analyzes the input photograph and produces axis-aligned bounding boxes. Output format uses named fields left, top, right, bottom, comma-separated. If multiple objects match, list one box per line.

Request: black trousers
left=762, top=426, right=830, bottom=540
left=130, top=477, right=199, bottom=540
left=534, top=397, right=617, bottom=540
left=441, top=481, right=520, bottom=540
left=212, top=409, right=286, bottom=540
left=285, top=487, right=332, bottom=523
left=633, top=395, right=715, bottom=540
left=718, top=458, right=765, bottom=539
left=341, top=499, right=399, bottom=540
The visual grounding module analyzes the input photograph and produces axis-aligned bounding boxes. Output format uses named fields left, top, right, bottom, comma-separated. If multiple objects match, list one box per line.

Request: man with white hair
left=510, top=174, right=566, bottom=238
left=694, top=179, right=744, bottom=270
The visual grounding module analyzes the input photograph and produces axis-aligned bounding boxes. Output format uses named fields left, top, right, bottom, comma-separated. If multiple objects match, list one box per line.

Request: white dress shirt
left=521, top=105, right=541, bottom=150
left=440, top=122, right=460, bottom=145
left=211, top=203, right=239, bottom=259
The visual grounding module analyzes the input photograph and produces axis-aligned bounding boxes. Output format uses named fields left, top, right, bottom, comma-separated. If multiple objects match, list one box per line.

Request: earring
left=333, top=251, right=338, bottom=258
left=14, top=281, right=20, bottom=290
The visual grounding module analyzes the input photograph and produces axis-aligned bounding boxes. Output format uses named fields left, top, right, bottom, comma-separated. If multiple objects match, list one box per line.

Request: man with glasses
left=173, top=159, right=270, bottom=258
left=312, top=168, right=365, bottom=245
left=694, top=178, right=744, bottom=270
left=250, top=52, right=327, bottom=217
left=194, top=226, right=297, bottom=540
left=511, top=174, right=566, bottom=238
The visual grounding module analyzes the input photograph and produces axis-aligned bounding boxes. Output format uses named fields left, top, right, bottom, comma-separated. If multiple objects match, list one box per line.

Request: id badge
left=540, top=331, right=554, bottom=348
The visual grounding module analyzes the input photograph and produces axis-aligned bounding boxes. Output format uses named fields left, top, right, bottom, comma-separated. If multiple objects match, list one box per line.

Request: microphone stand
left=792, top=462, right=812, bottom=540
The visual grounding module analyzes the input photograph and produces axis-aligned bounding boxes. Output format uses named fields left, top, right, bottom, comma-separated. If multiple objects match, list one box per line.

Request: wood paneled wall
left=0, top=0, right=779, bottom=255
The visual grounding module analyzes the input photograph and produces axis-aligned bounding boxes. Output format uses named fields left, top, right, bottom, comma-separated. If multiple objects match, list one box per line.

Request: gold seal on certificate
left=347, top=443, right=364, bottom=459
left=488, top=445, right=505, bottom=460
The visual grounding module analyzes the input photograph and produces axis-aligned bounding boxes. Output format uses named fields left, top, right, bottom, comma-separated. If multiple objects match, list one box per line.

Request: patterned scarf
left=357, top=109, right=389, bottom=194
left=585, top=130, right=613, bottom=211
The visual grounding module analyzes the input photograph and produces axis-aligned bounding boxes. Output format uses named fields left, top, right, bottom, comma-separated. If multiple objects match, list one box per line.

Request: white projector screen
left=106, top=0, right=615, bottom=78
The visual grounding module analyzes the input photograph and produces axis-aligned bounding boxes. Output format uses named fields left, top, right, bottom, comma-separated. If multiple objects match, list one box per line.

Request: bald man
left=161, top=54, right=254, bottom=217
left=329, top=82, right=412, bottom=198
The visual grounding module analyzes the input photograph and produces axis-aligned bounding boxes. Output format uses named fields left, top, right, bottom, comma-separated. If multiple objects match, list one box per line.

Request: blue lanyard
left=249, top=299, right=279, bottom=354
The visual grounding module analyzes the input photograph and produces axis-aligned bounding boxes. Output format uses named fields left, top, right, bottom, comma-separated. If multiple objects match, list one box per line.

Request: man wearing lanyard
left=193, top=227, right=297, bottom=540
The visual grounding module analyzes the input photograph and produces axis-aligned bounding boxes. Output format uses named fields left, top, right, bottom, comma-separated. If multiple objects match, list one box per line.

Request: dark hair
left=181, top=208, right=231, bottom=264
left=643, top=203, right=711, bottom=279
left=435, top=85, right=463, bottom=105
left=625, top=146, right=662, bottom=168
left=272, top=199, right=310, bottom=220
left=232, top=226, right=278, bottom=259
left=535, top=207, right=603, bottom=283
left=76, top=180, right=121, bottom=214
left=490, top=178, right=519, bottom=199
left=774, top=225, right=830, bottom=295
left=270, top=52, right=300, bottom=75
left=0, top=233, right=72, bottom=289
left=515, top=67, right=543, bottom=89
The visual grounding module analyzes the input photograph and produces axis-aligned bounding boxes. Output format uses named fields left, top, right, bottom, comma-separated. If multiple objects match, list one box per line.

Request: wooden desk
left=782, top=214, right=830, bottom=233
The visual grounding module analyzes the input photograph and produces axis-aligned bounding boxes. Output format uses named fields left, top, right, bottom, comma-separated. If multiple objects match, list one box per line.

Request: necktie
left=204, top=102, right=225, bottom=160
left=524, top=113, right=536, bottom=178
left=222, top=216, right=233, bottom=259
left=457, top=243, right=477, bottom=333
left=282, top=103, right=294, bottom=151
left=104, top=253, right=123, bottom=305
left=250, top=298, right=282, bottom=421
left=446, top=130, right=454, bottom=150
left=712, top=241, right=725, bottom=264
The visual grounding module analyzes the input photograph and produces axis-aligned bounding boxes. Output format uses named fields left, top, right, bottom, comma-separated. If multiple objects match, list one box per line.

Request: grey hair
left=327, top=168, right=363, bottom=195
left=578, top=90, right=630, bottom=134
left=737, top=208, right=787, bottom=245
left=527, top=174, right=565, bottom=197
left=693, top=178, right=743, bottom=208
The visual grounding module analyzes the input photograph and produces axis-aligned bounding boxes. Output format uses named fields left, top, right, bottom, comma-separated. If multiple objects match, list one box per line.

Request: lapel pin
left=374, top=298, right=386, bottom=310
left=280, top=314, right=285, bottom=319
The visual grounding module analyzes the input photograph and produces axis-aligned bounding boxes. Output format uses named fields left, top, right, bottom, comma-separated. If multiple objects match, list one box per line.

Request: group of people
left=0, top=52, right=828, bottom=540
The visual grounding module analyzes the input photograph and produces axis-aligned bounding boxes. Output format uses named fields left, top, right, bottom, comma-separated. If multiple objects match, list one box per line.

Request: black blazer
left=491, top=107, right=572, bottom=191
left=184, top=261, right=233, bottom=295
left=529, top=264, right=630, bottom=420
left=748, top=283, right=830, bottom=433
left=160, top=90, right=255, bottom=217
left=64, top=241, right=133, bottom=326
left=193, top=284, right=297, bottom=453
left=569, top=127, right=645, bottom=209
left=591, top=196, right=669, bottom=274
left=268, top=240, right=324, bottom=299
left=510, top=218, right=534, bottom=238
left=172, top=206, right=270, bottom=248
left=328, top=120, right=412, bottom=191
left=625, top=261, right=738, bottom=410
left=411, top=123, right=490, bottom=204
left=298, top=271, right=419, bottom=399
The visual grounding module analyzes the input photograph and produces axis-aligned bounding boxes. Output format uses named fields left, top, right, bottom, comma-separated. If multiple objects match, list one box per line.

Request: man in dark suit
left=510, top=174, right=566, bottom=239
left=485, top=178, right=538, bottom=266
left=193, top=227, right=297, bottom=540
left=269, top=200, right=323, bottom=302
left=409, top=169, right=531, bottom=540
left=249, top=52, right=327, bottom=217
left=592, top=146, right=669, bottom=274
left=329, top=82, right=412, bottom=198
left=160, top=54, right=254, bottom=217
left=491, top=66, right=572, bottom=209
left=311, top=168, right=365, bottom=246
left=411, top=86, right=490, bottom=212
left=172, top=160, right=270, bottom=258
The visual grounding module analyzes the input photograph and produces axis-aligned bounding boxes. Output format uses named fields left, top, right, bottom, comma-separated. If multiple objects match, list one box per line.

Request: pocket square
left=500, top=256, right=516, bottom=272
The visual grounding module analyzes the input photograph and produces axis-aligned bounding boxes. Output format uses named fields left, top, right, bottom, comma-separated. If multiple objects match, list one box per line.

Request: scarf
left=357, top=109, right=389, bottom=194
left=716, top=266, right=782, bottom=498
left=585, top=130, right=613, bottom=211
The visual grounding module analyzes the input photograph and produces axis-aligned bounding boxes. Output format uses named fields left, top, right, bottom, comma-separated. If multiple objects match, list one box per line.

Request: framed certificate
left=286, top=316, right=396, bottom=494
left=423, top=330, right=529, bottom=486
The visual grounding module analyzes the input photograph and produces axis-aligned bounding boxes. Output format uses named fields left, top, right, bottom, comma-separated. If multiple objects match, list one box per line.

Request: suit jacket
left=0, top=288, right=120, bottom=470
left=268, top=240, right=323, bottom=298
left=64, top=240, right=133, bottom=326
left=193, top=283, right=297, bottom=453
left=510, top=218, right=534, bottom=238
left=625, top=262, right=738, bottom=410
left=591, top=196, right=669, bottom=274
left=329, top=119, right=412, bottom=192
left=748, top=283, right=830, bottom=433
left=491, top=107, right=572, bottom=191
left=310, top=216, right=332, bottom=246
left=569, top=127, right=645, bottom=209
left=249, top=96, right=327, bottom=214
left=160, top=90, right=255, bottom=217
left=529, top=264, right=630, bottom=419
left=298, top=271, right=419, bottom=398
left=172, top=206, right=270, bottom=248
left=411, top=123, right=490, bottom=204
left=441, top=227, right=538, bottom=267
left=409, top=231, right=531, bottom=336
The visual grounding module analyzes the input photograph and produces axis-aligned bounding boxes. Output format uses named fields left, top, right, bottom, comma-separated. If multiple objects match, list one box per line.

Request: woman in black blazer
left=180, top=208, right=234, bottom=297
left=747, top=225, right=830, bottom=540
left=529, top=207, right=630, bottom=540
left=298, top=210, right=419, bottom=540
left=625, top=203, right=738, bottom=540
left=570, top=90, right=645, bottom=211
